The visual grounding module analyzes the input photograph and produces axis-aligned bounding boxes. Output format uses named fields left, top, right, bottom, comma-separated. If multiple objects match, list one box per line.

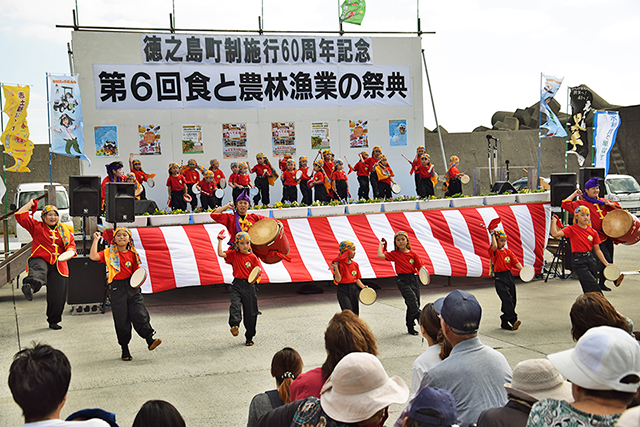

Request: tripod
left=544, top=237, right=571, bottom=281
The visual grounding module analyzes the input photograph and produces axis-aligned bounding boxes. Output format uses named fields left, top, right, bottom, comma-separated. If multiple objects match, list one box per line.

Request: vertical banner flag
left=311, top=122, right=330, bottom=150
left=182, top=124, right=203, bottom=154
left=94, top=125, right=119, bottom=156
left=389, top=119, right=407, bottom=147
left=272, top=122, right=296, bottom=157
left=1, top=85, right=35, bottom=172
left=569, top=87, right=593, bottom=165
left=48, top=75, right=90, bottom=164
left=540, top=74, right=567, bottom=138
left=340, top=0, right=366, bottom=25
left=593, top=111, right=621, bottom=175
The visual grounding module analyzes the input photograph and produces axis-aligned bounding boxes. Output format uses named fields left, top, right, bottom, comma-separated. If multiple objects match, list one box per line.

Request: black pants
left=232, top=187, right=243, bottom=204
left=598, top=238, right=614, bottom=288
left=445, top=178, right=462, bottom=197
left=378, top=181, right=392, bottom=199
left=357, top=176, right=370, bottom=200
left=185, top=183, right=198, bottom=210
left=418, top=177, right=434, bottom=198
left=572, top=252, right=601, bottom=294
left=254, top=177, right=270, bottom=206
left=494, top=271, right=518, bottom=326
left=229, top=278, right=258, bottom=341
left=200, top=194, right=215, bottom=210
left=212, top=190, right=223, bottom=208
left=300, top=180, right=312, bottom=205
left=336, top=283, right=359, bottom=316
left=138, top=185, right=147, bottom=200
left=283, top=185, right=297, bottom=203
left=397, top=274, right=421, bottom=329
left=24, top=257, right=67, bottom=325
left=170, top=190, right=187, bottom=211
left=314, top=184, right=328, bottom=203
left=370, top=171, right=379, bottom=198
left=414, top=173, right=422, bottom=196
left=109, top=279, right=155, bottom=347
left=335, top=180, right=348, bottom=200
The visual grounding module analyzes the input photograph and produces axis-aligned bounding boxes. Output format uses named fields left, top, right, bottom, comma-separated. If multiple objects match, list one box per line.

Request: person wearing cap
left=15, top=199, right=77, bottom=330
left=402, top=386, right=458, bottom=427
left=167, top=162, right=188, bottom=211
left=281, top=158, right=299, bottom=203
left=416, top=154, right=436, bottom=198
left=367, top=146, right=383, bottom=198
left=208, top=159, right=225, bottom=208
left=331, top=159, right=349, bottom=201
left=129, top=153, right=155, bottom=200
left=196, top=170, right=217, bottom=210
left=257, top=352, right=410, bottom=427
left=101, top=161, right=125, bottom=211
left=311, top=160, right=329, bottom=203
left=408, top=290, right=512, bottom=427
left=181, top=159, right=203, bottom=210
left=330, top=241, right=368, bottom=316
left=562, top=177, right=622, bottom=291
left=375, top=155, right=396, bottom=199
left=349, top=151, right=371, bottom=200
left=298, top=157, right=312, bottom=205
left=444, top=156, right=464, bottom=197
left=526, top=326, right=640, bottom=426
left=410, top=146, right=426, bottom=196
left=477, top=359, right=572, bottom=427
left=252, top=154, right=273, bottom=206
left=489, top=228, right=524, bottom=331
left=211, top=190, right=271, bottom=246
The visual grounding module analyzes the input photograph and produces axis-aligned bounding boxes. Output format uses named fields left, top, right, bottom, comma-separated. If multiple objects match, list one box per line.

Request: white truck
left=604, top=174, right=640, bottom=215
left=13, top=183, right=73, bottom=244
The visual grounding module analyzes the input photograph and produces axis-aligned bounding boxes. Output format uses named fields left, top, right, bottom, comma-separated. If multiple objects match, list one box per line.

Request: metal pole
left=172, top=0, right=176, bottom=28
left=262, top=0, right=264, bottom=29
left=75, top=0, right=79, bottom=25
left=487, top=137, right=493, bottom=186
left=565, top=86, right=569, bottom=172
left=537, top=73, right=542, bottom=190
left=421, top=48, right=447, bottom=173
left=45, top=74, right=53, bottom=185
left=0, top=84, right=9, bottom=257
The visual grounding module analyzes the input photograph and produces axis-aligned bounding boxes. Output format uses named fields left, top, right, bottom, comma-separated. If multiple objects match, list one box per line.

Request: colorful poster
left=1, top=85, right=34, bottom=172
left=222, top=123, right=247, bottom=158
left=593, top=111, right=621, bottom=175
left=349, top=120, right=368, bottom=148
left=272, top=122, right=296, bottom=157
left=182, top=124, right=203, bottom=154
left=138, top=125, right=161, bottom=155
left=389, top=119, right=407, bottom=147
left=94, top=126, right=119, bottom=157
left=311, top=122, right=330, bottom=150
left=48, top=75, right=91, bottom=165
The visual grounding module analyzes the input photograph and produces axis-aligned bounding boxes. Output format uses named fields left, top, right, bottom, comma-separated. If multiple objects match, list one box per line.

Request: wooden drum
left=248, top=218, right=291, bottom=264
left=602, top=210, right=640, bottom=245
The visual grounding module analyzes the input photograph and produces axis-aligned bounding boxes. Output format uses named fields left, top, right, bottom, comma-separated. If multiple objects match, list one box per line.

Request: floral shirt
left=526, top=398, right=622, bottom=427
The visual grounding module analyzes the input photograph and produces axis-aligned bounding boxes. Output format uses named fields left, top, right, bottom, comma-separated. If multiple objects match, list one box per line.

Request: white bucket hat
left=548, top=326, right=640, bottom=393
left=504, top=359, right=573, bottom=402
left=320, top=352, right=410, bottom=423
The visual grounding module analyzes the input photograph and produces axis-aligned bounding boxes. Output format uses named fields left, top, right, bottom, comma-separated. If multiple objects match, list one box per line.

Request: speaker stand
left=544, top=237, right=570, bottom=281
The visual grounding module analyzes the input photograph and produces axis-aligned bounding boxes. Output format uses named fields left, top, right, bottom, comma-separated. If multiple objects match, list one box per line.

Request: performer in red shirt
left=90, top=227, right=161, bottom=360
left=561, top=177, right=622, bottom=291
left=329, top=241, right=368, bottom=316
left=444, top=156, right=465, bottom=197
left=15, top=201, right=76, bottom=330
left=197, top=170, right=216, bottom=210
left=488, top=229, right=524, bottom=331
left=166, top=162, right=188, bottom=211
left=281, top=159, right=299, bottom=203
left=209, top=159, right=226, bottom=208
left=279, top=153, right=293, bottom=172
left=298, top=156, right=312, bottom=205
left=234, top=162, right=253, bottom=203
left=411, top=146, right=426, bottom=196
left=349, top=151, right=371, bottom=200
left=181, top=159, right=203, bottom=210
left=211, top=190, right=270, bottom=246
left=128, top=153, right=155, bottom=200
left=378, top=232, right=424, bottom=335
left=310, top=160, right=328, bottom=203
left=375, top=155, right=396, bottom=199
left=551, top=206, right=611, bottom=295
left=367, top=146, right=383, bottom=198
left=101, top=161, right=125, bottom=211
left=228, top=162, right=239, bottom=201
left=321, top=150, right=335, bottom=199
left=416, top=154, right=436, bottom=198
left=331, top=159, right=349, bottom=201
left=251, top=153, right=272, bottom=206
left=217, top=231, right=263, bottom=346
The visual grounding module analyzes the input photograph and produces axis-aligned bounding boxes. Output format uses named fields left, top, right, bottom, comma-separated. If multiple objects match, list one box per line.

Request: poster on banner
left=222, top=123, right=247, bottom=158
left=1, top=85, right=35, bottom=172
left=389, top=119, right=407, bottom=147
left=272, top=122, right=296, bottom=156
left=593, top=111, right=621, bottom=175
left=349, top=120, right=368, bottom=148
left=310, top=122, right=330, bottom=150
left=138, top=125, right=161, bottom=154
left=182, top=124, right=203, bottom=154
left=48, top=75, right=91, bottom=165
left=94, top=126, right=118, bottom=157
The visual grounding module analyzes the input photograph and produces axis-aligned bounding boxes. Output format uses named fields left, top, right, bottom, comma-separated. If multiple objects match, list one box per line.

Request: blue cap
left=434, top=290, right=481, bottom=333
left=408, top=387, right=458, bottom=426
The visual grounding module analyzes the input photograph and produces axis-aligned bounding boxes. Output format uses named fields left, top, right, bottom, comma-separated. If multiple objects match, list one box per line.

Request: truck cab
left=14, top=183, right=73, bottom=244
left=604, top=174, right=640, bottom=215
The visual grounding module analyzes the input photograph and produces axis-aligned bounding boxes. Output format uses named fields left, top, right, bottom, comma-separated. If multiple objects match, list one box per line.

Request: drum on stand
left=359, top=287, right=377, bottom=305
left=602, top=210, right=640, bottom=245
left=248, top=218, right=291, bottom=264
left=520, top=265, right=535, bottom=282
left=130, top=268, right=147, bottom=288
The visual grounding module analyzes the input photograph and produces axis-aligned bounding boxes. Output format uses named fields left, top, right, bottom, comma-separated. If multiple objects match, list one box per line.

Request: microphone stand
left=486, top=135, right=493, bottom=186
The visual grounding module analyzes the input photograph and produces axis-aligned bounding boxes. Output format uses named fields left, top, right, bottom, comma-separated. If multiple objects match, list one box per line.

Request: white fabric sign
left=594, top=111, right=621, bottom=175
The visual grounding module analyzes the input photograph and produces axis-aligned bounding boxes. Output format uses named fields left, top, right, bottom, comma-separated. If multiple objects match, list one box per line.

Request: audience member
left=248, top=347, right=304, bottom=427
left=132, top=400, right=185, bottom=427
left=411, top=303, right=452, bottom=395
left=257, top=352, right=409, bottom=427
left=8, top=343, right=109, bottom=426
left=65, top=409, right=119, bottom=427
left=400, top=290, right=512, bottom=427
left=401, top=387, right=458, bottom=427
left=526, top=326, right=640, bottom=427
left=570, top=292, right=633, bottom=341
left=477, top=359, right=572, bottom=427
left=289, top=310, right=378, bottom=401
left=617, top=405, right=640, bottom=426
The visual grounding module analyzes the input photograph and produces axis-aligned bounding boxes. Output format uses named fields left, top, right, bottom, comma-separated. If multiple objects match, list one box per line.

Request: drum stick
left=401, top=154, right=413, bottom=164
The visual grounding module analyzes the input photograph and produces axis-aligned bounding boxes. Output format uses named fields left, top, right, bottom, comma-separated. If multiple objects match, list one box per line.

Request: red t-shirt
left=98, top=249, right=139, bottom=280
left=563, top=224, right=602, bottom=253
left=417, top=164, right=434, bottom=179
left=332, top=170, right=348, bottom=182
left=282, top=170, right=298, bottom=186
left=312, top=171, right=325, bottom=186
left=166, top=174, right=185, bottom=191
left=279, top=159, right=287, bottom=172
left=411, top=157, right=421, bottom=175
left=385, top=250, right=423, bottom=274
left=198, top=179, right=215, bottom=196
left=236, top=173, right=251, bottom=186
left=323, top=161, right=335, bottom=181
left=365, top=157, right=379, bottom=172
left=448, top=166, right=460, bottom=179
left=228, top=172, right=237, bottom=185
left=290, top=367, right=324, bottom=401
left=225, top=249, right=261, bottom=279
left=298, top=167, right=311, bottom=180
left=131, top=169, right=147, bottom=184
left=488, top=246, right=520, bottom=273
left=353, top=161, right=370, bottom=177
left=335, top=259, right=361, bottom=284
left=210, top=212, right=269, bottom=243
left=183, top=169, right=200, bottom=184
left=252, top=164, right=272, bottom=178
left=211, top=169, right=225, bottom=186
left=561, top=199, right=620, bottom=238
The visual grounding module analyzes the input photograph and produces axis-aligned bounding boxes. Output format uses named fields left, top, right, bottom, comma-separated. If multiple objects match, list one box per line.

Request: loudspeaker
left=491, top=181, right=517, bottom=194
left=578, top=167, right=605, bottom=190
left=69, top=176, right=101, bottom=217
left=105, top=182, right=135, bottom=223
left=550, top=173, right=577, bottom=207
left=67, top=256, right=107, bottom=305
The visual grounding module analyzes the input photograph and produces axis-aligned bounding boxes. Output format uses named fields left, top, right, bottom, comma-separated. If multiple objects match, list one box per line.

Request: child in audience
left=132, top=400, right=185, bottom=427
left=329, top=241, right=368, bottom=316
left=411, top=303, right=452, bottom=395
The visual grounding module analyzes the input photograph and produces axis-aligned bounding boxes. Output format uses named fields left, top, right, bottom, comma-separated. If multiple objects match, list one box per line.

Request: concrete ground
left=1, top=244, right=639, bottom=427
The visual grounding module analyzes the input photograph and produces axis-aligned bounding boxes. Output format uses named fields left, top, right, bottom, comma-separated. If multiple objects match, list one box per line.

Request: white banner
left=593, top=111, right=621, bottom=175
left=93, top=63, right=411, bottom=110
left=141, top=34, right=373, bottom=65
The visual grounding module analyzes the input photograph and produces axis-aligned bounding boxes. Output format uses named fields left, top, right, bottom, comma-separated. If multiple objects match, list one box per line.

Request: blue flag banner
left=48, top=74, right=91, bottom=165
left=593, top=111, right=621, bottom=175
left=540, top=74, right=567, bottom=138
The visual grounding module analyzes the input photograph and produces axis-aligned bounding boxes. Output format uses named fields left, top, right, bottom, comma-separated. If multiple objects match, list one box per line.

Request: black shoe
left=147, top=338, right=162, bottom=351
left=121, top=346, right=132, bottom=361
left=500, top=323, right=512, bottom=330
left=245, top=340, right=254, bottom=346
left=408, top=328, right=419, bottom=336
left=22, top=284, right=33, bottom=301
left=49, top=323, right=62, bottom=330
left=601, top=284, right=612, bottom=292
